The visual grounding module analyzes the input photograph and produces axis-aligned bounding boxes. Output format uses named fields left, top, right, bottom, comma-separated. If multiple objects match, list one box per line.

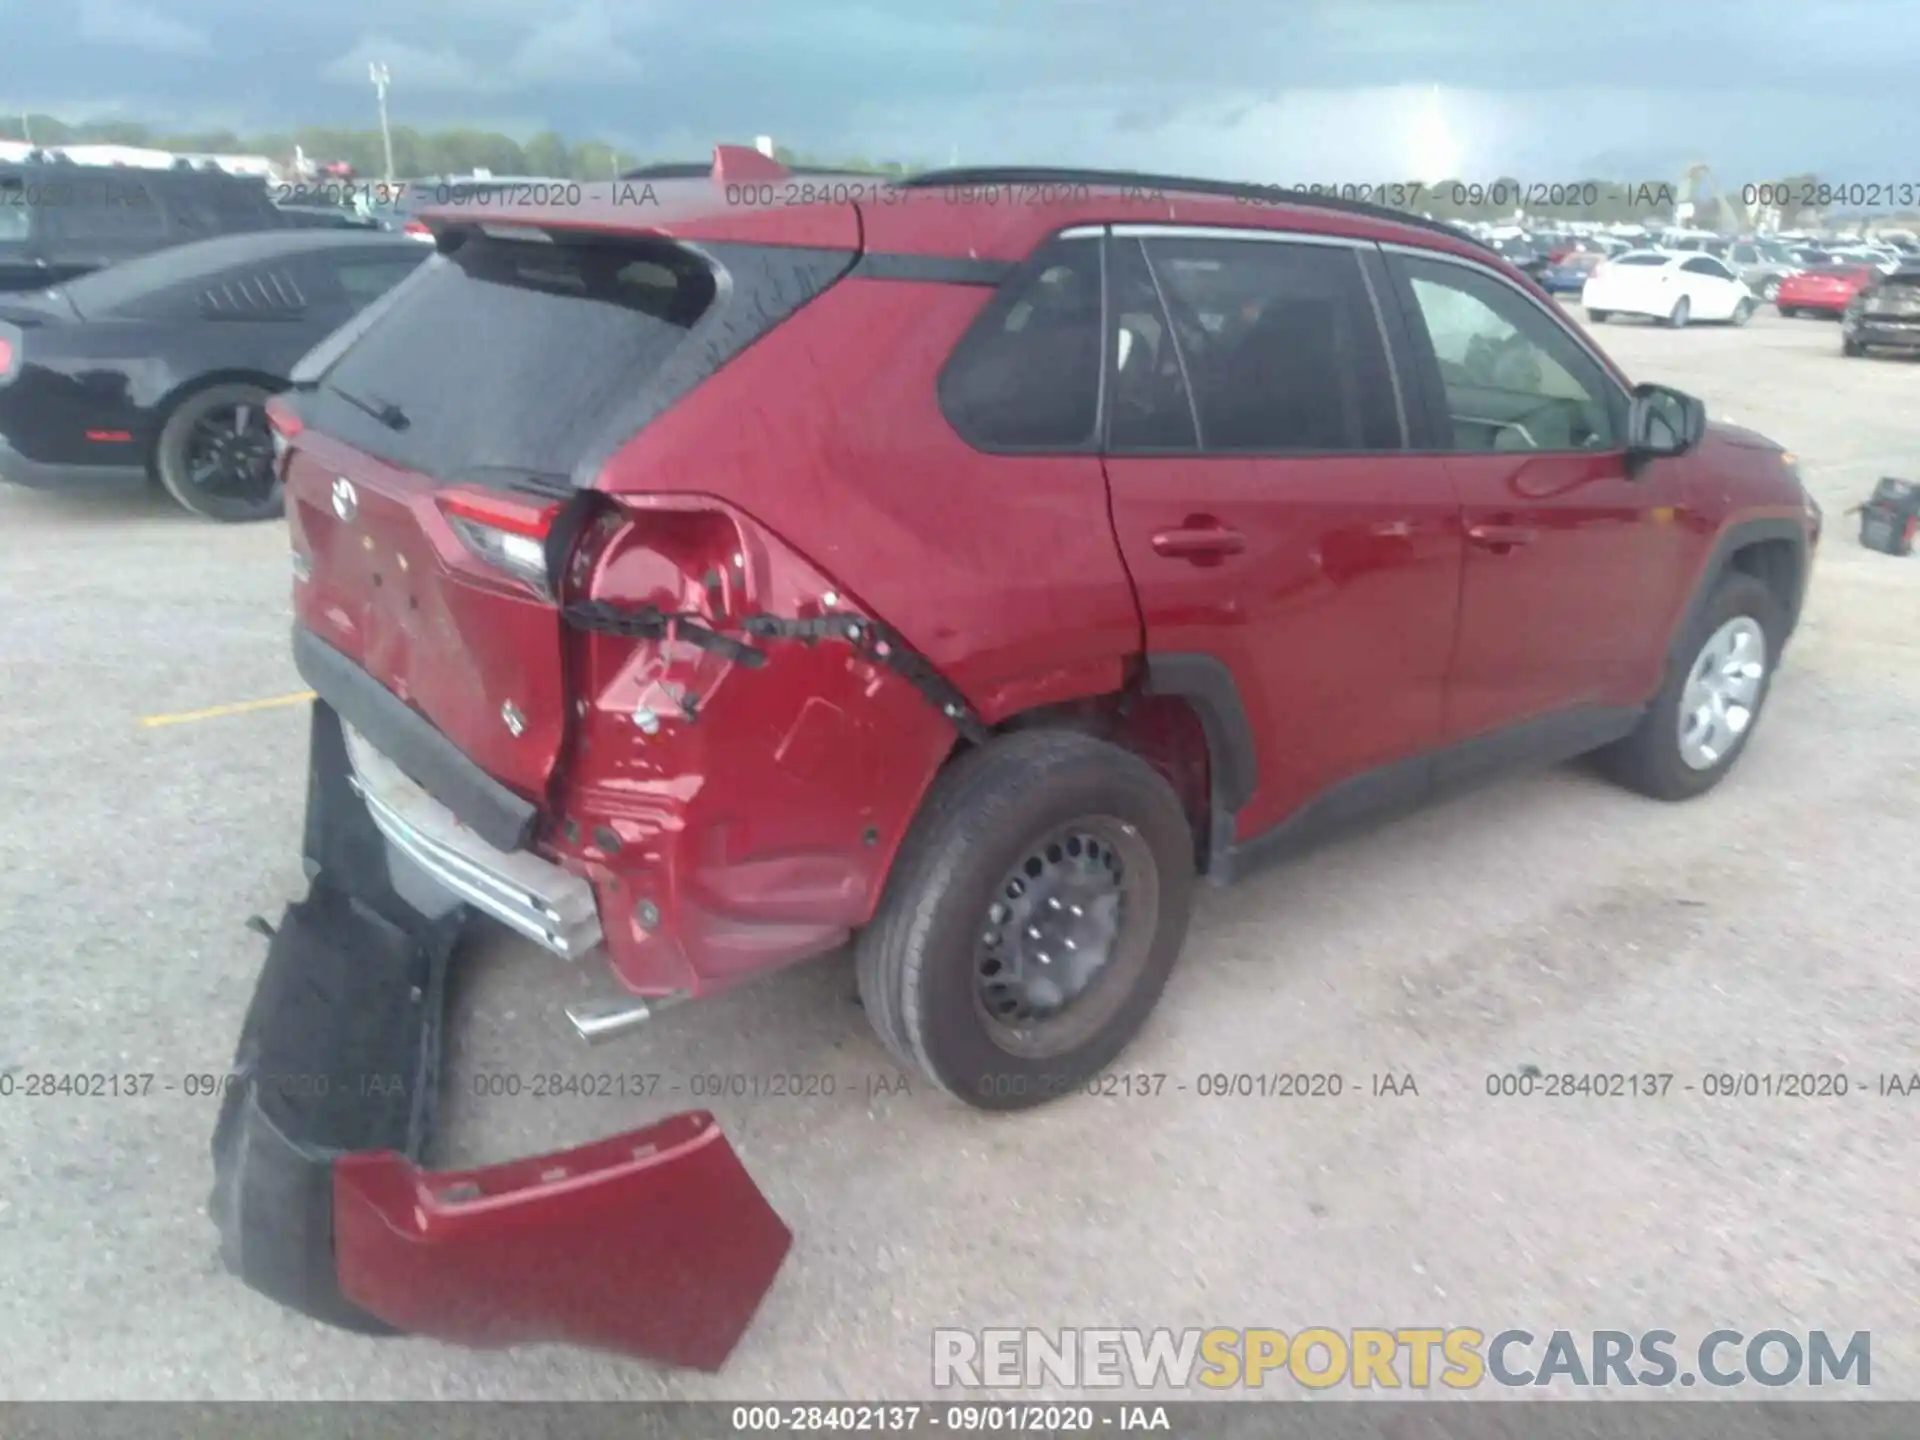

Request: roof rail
left=619, top=158, right=874, bottom=182
left=894, top=165, right=1496, bottom=255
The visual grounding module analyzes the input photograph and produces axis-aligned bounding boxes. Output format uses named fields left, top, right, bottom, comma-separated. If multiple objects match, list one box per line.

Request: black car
left=1843, top=266, right=1920, bottom=358
left=0, top=228, right=429, bottom=520
left=274, top=200, right=385, bottom=231
left=0, top=160, right=316, bottom=294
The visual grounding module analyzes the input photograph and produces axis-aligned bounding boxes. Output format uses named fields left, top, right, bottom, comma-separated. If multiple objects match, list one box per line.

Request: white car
left=1580, top=249, right=1758, bottom=327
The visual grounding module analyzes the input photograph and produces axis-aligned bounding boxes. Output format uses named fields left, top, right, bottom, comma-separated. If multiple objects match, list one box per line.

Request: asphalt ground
left=1, top=303, right=1916, bottom=1402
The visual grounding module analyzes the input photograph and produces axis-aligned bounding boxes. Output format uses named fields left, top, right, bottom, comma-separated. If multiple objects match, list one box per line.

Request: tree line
left=0, top=115, right=1873, bottom=226
left=0, top=113, right=910, bottom=183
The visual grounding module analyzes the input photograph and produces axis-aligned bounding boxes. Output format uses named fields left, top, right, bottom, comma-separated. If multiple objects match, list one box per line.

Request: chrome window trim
left=1108, top=222, right=1370, bottom=249
left=1378, top=239, right=1632, bottom=406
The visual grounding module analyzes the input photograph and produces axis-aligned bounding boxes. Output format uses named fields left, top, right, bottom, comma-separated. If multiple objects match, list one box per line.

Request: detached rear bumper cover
left=208, top=701, right=791, bottom=1369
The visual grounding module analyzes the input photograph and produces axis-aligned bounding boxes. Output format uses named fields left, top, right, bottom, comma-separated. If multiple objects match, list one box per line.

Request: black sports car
left=0, top=228, right=428, bottom=521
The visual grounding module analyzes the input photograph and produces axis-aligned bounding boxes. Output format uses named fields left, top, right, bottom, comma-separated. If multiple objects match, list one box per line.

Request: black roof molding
left=895, top=165, right=1497, bottom=254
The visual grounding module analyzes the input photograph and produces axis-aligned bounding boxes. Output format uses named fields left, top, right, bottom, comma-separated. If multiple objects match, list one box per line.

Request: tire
left=1585, top=308, right=1611, bottom=324
left=1598, top=571, right=1783, bottom=802
left=1761, top=278, right=1781, bottom=301
left=1843, top=337, right=1866, bottom=357
left=856, top=729, right=1196, bottom=1111
left=1731, top=299, right=1755, bottom=327
left=1666, top=296, right=1691, bottom=329
left=1779, top=305, right=1799, bottom=318
left=154, top=381, right=284, bottom=522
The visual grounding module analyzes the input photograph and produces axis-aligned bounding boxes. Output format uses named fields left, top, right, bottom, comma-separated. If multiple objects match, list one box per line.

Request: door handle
left=1465, top=522, right=1538, bottom=553
left=1151, top=523, right=1247, bottom=561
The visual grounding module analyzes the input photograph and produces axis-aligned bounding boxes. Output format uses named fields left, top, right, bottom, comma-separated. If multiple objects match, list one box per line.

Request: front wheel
left=1731, top=298, right=1755, bottom=326
left=856, top=730, right=1196, bottom=1111
left=1585, top=308, right=1611, bottom=324
left=154, top=381, right=284, bottom=522
left=1761, top=278, right=1781, bottom=301
left=1779, top=304, right=1800, bottom=318
left=1598, top=572, right=1782, bottom=801
left=1843, top=336, right=1866, bottom=356
left=1666, top=296, right=1691, bottom=329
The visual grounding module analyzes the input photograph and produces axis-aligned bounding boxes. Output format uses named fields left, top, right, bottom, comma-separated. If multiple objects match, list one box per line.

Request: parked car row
left=0, top=182, right=430, bottom=517
left=1570, top=241, right=1920, bottom=356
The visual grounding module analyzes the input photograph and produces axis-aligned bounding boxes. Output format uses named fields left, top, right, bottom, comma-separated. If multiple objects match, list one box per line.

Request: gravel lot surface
left=1, top=304, right=1915, bottom=1403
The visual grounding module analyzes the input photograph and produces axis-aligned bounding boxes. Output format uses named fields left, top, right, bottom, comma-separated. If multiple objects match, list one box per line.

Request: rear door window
left=938, top=236, right=1103, bottom=450
left=308, top=234, right=718, bottom=483
left=1106, top=237, right=1198, bottom=451
left=1140, top=236, right=1401, bottom=454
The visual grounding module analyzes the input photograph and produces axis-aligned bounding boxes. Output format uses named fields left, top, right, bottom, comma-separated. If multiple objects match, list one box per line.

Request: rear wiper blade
left=331, top=385, right=410, bottom=431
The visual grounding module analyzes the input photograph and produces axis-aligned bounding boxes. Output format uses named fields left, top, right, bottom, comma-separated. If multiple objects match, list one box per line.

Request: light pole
left=369, top=62, right=394, bottom=185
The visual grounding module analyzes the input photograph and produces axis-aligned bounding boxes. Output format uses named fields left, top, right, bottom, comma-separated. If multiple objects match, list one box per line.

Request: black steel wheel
left=155, top=381, right=284, bottom=522
left=971, top=817, right=1157, bottom=1057
left=857, top=730, right=1195, bottom=1111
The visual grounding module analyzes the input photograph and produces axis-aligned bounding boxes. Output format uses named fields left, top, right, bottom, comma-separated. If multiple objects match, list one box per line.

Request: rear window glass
left=1614, top=253, right=1669, bottom=266
left=310, top=234, right=717, bottom=483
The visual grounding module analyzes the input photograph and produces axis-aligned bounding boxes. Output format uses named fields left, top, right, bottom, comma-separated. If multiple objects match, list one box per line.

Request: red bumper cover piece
left=334, top=1112, right=791, bottom=1369
left=209, top=700, right=791, bottom=1371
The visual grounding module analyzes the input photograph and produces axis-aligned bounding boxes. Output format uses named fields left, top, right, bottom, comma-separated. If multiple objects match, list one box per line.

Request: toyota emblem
left=331, top=477, right=358, bottom=522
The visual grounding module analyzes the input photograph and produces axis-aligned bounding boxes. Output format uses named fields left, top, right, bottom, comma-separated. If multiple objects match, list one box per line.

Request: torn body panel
left=208, top=701, right=792, bottom=1370
left=549, top=494, right=963, bottom=995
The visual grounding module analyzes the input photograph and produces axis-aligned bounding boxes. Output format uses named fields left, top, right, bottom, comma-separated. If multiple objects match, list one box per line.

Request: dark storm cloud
left=4, top=0, right=1912, bottom=176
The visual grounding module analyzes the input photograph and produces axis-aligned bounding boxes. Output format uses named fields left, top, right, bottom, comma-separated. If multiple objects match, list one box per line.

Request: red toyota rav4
left=211, top=149, right=1820, bottom=1367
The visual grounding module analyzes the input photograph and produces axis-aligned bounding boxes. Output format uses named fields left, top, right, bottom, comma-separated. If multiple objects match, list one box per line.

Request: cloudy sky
left=7, top=0, right=1913, bottom=183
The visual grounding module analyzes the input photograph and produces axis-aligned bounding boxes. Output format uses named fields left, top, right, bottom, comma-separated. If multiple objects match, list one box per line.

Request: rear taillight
left=404, top=220, right=432, bottom=239
left=438, top=490, right=562, bottom=593
left=0, top=336, right=13, bottom=377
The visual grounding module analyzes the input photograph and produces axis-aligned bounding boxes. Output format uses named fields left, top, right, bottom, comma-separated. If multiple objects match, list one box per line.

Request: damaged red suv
left=212, top=148, right=1819, bottom=1367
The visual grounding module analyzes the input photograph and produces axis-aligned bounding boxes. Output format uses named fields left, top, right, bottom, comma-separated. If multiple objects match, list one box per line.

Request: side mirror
left=1625, top=382, right=1706, bottom=467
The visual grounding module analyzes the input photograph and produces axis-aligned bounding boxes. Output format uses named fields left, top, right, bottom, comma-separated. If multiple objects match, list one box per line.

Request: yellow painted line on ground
left=139, top=690, right=315, bottom=728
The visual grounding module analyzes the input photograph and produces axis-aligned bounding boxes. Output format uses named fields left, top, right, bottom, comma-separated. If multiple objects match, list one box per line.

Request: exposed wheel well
left=986, top=688, right=1216, bottom=870
left=1726, top=537, right=1803, bottom=636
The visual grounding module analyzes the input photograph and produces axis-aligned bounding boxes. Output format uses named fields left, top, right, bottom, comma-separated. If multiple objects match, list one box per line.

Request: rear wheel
left=1731, top=298, right=1755, bottom=326
left=1779, top=304, right=1800, bottom=318
left=856, top=730, right=1195, bottom=1111
left=1585, top=308, right=1611, bottom=323
left=1666, top=296, right=1691, bottom=329
left=1843, top=336, right=1866, bottom=356
left=154, top=381, right=284, bottom=523
left=1598, top=571, right=1782, bottom=801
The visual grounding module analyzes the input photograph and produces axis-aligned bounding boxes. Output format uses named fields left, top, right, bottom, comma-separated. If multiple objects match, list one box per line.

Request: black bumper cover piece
left=208, top=699, right=466, bottom=1331
left=290, top=623, right=538, bottom=853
